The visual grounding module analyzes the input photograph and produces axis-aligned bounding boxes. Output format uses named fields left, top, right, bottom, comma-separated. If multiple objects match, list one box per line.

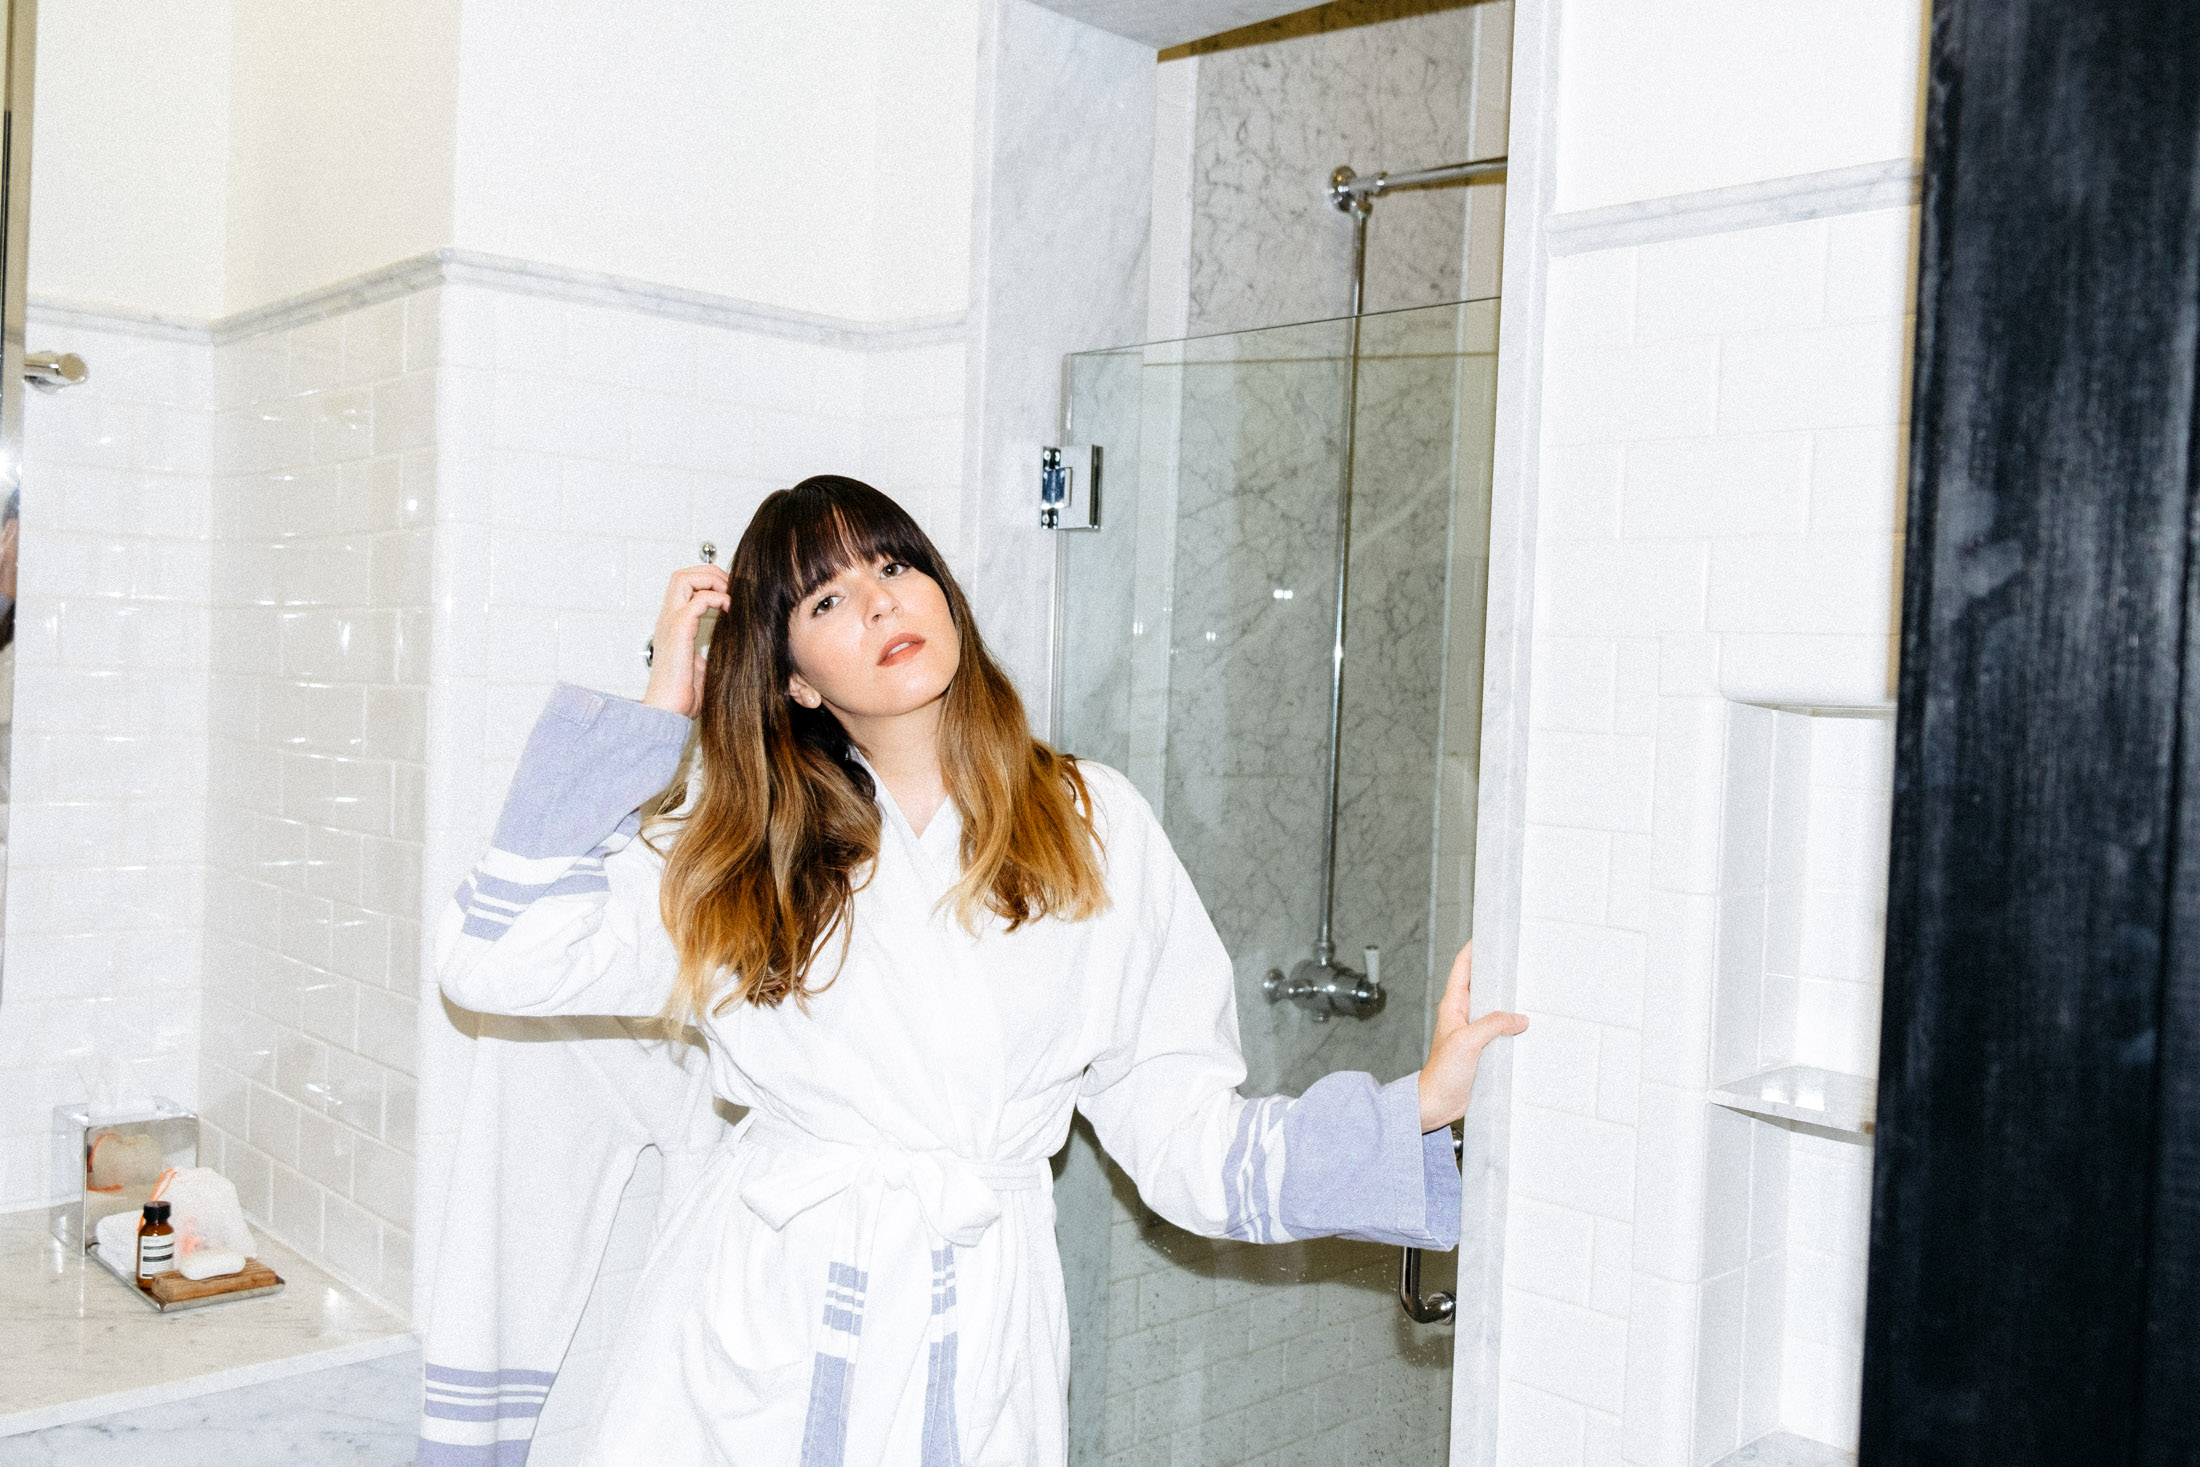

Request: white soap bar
left=179, top=1249, right=247, bottom=1280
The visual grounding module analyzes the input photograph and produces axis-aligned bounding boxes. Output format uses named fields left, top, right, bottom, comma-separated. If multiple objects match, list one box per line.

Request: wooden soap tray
left=90, top=1243, right=286, bottom=1312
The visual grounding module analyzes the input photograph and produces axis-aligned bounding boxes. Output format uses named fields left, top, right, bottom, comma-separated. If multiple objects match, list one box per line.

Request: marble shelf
left=1711, top=1429, right=1857, bottom=1467
left=1711, top=1064, right=1877, bottom=1142
left=0, top=1209, right=415, bottom=1437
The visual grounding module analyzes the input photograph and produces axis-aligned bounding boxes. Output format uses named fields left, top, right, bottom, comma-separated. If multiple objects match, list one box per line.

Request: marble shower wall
left=1183, top=2, right=1511, bottom=336
left=1146, top=306, right=1499, bottom=1114
left=1050, top=11, right=1513, bottom=1460
left=1055, top=300, right=1501, bottom=1467
left=1152, top=1, right=1512, bottom=1097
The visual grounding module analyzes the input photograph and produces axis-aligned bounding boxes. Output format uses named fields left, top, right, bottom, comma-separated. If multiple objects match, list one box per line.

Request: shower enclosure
left=1049, top=296, right=1499, bottom=1464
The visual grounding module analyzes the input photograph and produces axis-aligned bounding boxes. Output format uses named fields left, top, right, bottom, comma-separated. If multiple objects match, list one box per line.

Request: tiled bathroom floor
left=0, top=1350, right=419, bottom=1467
left=0, top=1210, right=415, bottom=1438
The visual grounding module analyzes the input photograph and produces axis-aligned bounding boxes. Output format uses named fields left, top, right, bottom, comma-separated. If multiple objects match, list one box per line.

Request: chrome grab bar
left=1399, top=1246, right=1455, bottom=1324
left=1399, top=1129, right=1465, bottom=1324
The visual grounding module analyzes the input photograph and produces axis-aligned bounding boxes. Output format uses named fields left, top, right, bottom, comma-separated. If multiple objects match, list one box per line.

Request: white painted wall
left=225, top=0, right=462, bottom=314
left=1554, top=0, right=1925, bottom=211
left=29, top=0, right=979, bottom=326
left=26, top=0, right=231, bottom=321
left=451, top=0, right=980, bottom=324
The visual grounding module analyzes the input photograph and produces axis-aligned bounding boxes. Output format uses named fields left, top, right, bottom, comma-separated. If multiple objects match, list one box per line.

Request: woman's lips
left=878, top=634, right=925, bottom=667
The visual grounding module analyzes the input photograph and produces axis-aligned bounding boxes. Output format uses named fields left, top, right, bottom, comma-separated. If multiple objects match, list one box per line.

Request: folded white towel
left=150, top=1166, right=255, bottom=1262
left=92, top=1172, right=255, bottom=1280
left=93, top=1209, right=139, bottom=1269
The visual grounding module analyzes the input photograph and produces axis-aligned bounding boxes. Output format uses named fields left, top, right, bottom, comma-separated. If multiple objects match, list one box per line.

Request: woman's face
left=784, top=554, right=961, bottom=723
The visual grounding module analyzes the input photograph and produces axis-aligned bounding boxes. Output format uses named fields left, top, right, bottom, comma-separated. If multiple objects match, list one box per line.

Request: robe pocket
left=695, top=1327, right=815, bottom=1417
left=700, top=1208, right=825, bottom=1378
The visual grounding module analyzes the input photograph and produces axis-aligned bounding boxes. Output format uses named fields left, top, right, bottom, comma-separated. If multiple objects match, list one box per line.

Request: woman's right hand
left=641, top=564, right=732, bottom=719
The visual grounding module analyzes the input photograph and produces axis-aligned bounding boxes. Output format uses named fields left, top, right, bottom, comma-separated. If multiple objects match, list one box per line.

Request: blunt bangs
left=760, top=475, right=944, bottom=630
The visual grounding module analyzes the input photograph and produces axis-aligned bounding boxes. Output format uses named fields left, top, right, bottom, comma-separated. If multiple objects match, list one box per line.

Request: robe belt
left=733, top=1114, right=1052, bottom=1245
left=731, top=1115, right=1053, bottom=1460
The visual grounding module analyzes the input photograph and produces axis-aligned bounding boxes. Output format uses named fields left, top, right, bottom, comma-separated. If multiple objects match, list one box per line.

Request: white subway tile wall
left=0, top=320, right=213, bottom=1212
left=417, top=281, right=968, bottom=1457
left=1498, top=206, right=1914, bottom=1467
left=1, top=277, right=965, bottom=1377
left=196, top=294, right=436, bottom=1313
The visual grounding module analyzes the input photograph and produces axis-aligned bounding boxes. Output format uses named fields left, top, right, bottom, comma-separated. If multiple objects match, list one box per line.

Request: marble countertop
left=0, top=1211, right=416, bottom=1437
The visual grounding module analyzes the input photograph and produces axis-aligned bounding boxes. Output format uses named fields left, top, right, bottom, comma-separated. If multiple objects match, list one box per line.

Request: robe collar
left=846, top=744, right=963, bottom=878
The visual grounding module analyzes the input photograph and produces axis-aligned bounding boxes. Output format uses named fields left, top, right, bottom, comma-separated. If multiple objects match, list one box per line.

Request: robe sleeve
left=435, top=682, right=692, bottom=1018
left=1072, top=774, right=1462, bottom=1250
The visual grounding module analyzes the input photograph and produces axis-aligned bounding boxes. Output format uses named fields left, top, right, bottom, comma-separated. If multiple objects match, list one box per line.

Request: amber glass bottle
left=136, top=1200, right=175, bottom=1289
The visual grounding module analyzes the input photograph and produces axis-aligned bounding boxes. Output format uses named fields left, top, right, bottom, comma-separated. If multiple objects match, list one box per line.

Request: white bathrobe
left=436, top=684, right=1460, bottom=1467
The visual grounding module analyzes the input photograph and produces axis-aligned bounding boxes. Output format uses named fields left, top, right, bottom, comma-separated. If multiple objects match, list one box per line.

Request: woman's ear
left=787, top=674, right=822, bottom=709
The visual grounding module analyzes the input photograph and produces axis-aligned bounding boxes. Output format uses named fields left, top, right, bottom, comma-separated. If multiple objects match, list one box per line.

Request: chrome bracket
left=1328, top=165, right=1376, bottom=218
left=1040, top=445, right=1101, bottom=530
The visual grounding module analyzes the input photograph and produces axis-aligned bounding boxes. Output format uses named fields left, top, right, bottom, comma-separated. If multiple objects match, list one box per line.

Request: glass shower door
left=1051, top=299, right=1500, bottom=1465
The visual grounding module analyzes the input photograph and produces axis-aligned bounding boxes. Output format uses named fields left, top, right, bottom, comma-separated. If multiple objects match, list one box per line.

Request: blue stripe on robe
left=800, top=1259, right=870, bottom=1467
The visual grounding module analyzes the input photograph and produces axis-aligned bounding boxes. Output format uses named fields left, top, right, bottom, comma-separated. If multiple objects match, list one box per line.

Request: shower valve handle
left=1262, top=956, right=1384, bottom=1021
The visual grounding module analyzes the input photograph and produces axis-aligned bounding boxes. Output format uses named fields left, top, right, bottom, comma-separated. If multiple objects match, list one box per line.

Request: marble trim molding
left=29, top=248, right=969, bottom=350
left=1542, top=157, right=1923, bottom=257
left=0, top=1332, right=420, bottom=1438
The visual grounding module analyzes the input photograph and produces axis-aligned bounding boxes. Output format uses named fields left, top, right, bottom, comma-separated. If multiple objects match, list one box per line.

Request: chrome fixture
left=1326, top=158, right=1505, bottom=318
left=1399, top=1246, right=1455, bottom=1324
left=643, top=542, right=723, bottom=667
left=1272, top=154, right=1509, bottom=1019
left=1328, top=157, right=1507, bottom=210
left=22, top=349, right=84, bottom=390
left=1398, top=1131, right=1466, bottom=1324
left=1263, top=944, right=1384, bottom=1021
left=1039, top=445, right=1100, bottom=530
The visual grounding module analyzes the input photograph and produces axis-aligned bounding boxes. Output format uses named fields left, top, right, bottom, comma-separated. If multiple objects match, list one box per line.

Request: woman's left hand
left=1418, top=941, right=1529, bottom=1133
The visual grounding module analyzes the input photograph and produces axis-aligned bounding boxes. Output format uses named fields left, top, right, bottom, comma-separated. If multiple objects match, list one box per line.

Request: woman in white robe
left=436, top=476, right=1526, bottom=1467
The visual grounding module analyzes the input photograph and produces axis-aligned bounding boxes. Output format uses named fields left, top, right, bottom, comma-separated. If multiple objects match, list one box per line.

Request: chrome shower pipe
left=1328, top=156, right=1507, bottom=218
left=1311, top=221, right=1368, bottom=970
left=1307, top=155, right=1506, bottom=974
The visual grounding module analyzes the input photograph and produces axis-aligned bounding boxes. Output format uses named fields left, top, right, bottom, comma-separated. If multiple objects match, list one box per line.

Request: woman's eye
left=881, top=560, right=907, bottom=576
left=812, top=594, right=839, bottom=615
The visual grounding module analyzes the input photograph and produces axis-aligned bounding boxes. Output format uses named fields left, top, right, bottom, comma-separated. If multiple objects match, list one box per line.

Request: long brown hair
left=655, top=475, right=1106, bottom=1020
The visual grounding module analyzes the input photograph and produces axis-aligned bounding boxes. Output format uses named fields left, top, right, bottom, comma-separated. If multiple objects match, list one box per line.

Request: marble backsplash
left=1184, top=5, right=1504, bottom=336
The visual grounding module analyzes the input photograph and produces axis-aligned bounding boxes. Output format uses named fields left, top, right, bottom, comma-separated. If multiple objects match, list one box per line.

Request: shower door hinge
left=1040, top=445, right=1101, bottom=531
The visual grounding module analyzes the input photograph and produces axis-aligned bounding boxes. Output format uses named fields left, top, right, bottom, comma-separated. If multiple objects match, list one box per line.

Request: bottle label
left=138, top=1233, right=175, bottom=1278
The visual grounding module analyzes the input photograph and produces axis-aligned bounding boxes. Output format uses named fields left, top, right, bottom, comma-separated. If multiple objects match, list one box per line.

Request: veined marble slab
left=0, top=1349, right=419, bottom=1467
left=1712, top=1429, right=1857, bottom=1467
left=0, top=1211, right=415, bottom=1437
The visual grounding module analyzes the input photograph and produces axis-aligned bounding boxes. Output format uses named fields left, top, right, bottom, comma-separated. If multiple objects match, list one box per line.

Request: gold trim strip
left=1158, top=0, right=1486, bottom=62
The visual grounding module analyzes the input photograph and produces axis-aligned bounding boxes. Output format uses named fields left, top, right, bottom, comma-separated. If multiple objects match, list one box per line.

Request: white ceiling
left=1026, top=0, right=1313, bottom=52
